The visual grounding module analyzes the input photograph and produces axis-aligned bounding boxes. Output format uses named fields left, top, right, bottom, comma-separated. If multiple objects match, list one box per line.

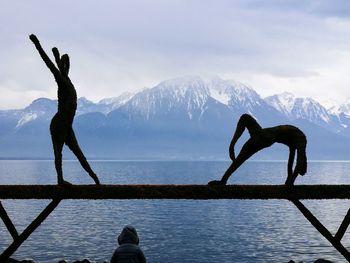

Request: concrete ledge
left=0, top=184, right=349, bottom=199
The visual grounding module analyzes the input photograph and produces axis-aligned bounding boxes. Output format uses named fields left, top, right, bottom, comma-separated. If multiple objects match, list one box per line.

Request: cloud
left=239, top=0, right=350, bottom=18
left=1, top=1, right=350, bottom=109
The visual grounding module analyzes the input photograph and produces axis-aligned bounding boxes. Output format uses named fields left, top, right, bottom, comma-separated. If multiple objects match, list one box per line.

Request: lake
left=0, top=160, right=349, bottom=262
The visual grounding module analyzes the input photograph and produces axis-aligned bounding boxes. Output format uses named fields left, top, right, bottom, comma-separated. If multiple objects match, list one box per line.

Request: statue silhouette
left=29, top=34, right=100, bottom=185
left=208, top=114, right=307, bottom=186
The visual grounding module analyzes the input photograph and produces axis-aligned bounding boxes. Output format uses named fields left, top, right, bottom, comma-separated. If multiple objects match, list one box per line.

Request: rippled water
left=0, top=160, right=349, bottom=262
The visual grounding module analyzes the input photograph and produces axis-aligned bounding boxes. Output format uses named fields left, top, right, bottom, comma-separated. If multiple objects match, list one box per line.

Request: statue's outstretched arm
left=287, top=147, right=295, bottom=178
left=29, top=34, right=59, bottom=76
left=229, top=140, right=236, bottom=161
left=228, top=114, right=260, bottom=161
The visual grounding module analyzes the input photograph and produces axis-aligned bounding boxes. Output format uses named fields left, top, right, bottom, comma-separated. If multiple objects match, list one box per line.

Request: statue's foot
left=94, top=178, right=101, bottom=185
left=208, top=180, right=226, bottom=186
left=285, top=177, right=296, bottom=186
left=90, top=173, right=100, bottom=185
left=58, top=180, right=72, bottom=186
left=285, top=181, right=294, bottom=187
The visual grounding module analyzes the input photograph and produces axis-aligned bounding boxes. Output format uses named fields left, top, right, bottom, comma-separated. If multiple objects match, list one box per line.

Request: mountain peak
left=265, top=92, right=297, bottom=114
left=207, top=78, right=261, bottom=109
left=335, top=99, right=350, bottom=117
left=156, top=76, right=207, bottom=94
left=265, top=92, right=333, bottom=126
left=78, top=97, right=93, bottom=104
left=24, top=97, right=57, bottom=113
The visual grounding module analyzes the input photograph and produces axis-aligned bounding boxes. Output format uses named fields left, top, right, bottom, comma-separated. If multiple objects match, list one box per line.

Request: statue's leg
left=209, top=139, right=261, bottom=185
left=286, top=145, right=307, bottom=185
left=52, top=140, right=65, bottom=184
left=285, top=171, right=298, bottom=186
left=50, top=115, right=70, bottom=185
left=65, top=129, right=100, bottom=185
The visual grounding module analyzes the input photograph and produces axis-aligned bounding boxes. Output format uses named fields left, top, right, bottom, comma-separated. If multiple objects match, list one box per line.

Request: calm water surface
left=0, top=160, right=349, bottom=262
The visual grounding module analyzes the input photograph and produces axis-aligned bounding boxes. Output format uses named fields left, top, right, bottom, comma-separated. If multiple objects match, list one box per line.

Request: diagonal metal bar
left=292, top=199, right=350, bottom=262
left=335, top=208, right=350, bottom=242
left=0, top=199, right=61, bottom=262
left=0, top=201, right=19, bottom=239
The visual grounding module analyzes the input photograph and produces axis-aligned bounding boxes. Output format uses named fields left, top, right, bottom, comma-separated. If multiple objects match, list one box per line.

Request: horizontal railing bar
left=0, top=185, right=349, bottom=200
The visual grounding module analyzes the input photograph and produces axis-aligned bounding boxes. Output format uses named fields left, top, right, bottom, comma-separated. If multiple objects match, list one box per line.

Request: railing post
left=0, top=199, right=61, bottom=262
left=0, top=201, right=19, bottom=240
left=335, top=208, right=350, bottom=242
left=292, top=199, right=350, bottom=262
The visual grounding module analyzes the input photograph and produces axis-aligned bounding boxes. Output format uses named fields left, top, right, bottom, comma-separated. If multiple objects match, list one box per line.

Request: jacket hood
left=118, top=225, right=139, bottom=245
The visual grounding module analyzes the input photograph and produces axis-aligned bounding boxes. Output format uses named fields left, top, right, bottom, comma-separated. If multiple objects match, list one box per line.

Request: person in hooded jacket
left=111, top=225, right=147, bottom=263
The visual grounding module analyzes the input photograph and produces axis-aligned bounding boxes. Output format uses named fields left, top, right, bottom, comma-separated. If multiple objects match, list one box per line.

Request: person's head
left=118, top=225, right=139, bottom=245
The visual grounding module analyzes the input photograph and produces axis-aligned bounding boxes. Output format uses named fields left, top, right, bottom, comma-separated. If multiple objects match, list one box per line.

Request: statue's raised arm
left=29, top=34, right=60, bottom=77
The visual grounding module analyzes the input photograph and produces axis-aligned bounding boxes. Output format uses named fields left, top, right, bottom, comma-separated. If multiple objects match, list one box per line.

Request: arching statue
left=208, top=114, right=307, bottom=186
left=29, top=34, right=100, bottom=185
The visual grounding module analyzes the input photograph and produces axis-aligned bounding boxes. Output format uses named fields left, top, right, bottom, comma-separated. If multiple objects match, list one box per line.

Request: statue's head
left=52, top=47, right=70, bottom=76
left=60, top=54, right=70, bottom=76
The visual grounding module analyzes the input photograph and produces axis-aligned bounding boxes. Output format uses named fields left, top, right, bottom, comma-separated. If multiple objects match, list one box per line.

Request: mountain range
left=1, top=76, right=350, bottom=160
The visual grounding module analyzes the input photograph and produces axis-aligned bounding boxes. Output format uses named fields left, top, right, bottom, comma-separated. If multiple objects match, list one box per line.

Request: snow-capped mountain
left=1, top=76, right=350, bottom=159
left=208, top=77, right=261, bottom=109
left=121, top=76, right=211, bottom=121
left=265, top=92, right=341, bottom=132
left=327, top=99, right=350, bottom=136
left=78, top=93, right=136, bottom=115
left=265, top=92, right=296, bottom=117
left=98, top=92, right=135, bottom=114
left=13, top=98, right=57, bottom=128
left=117, top=76, right=284, bottom=127
left=331, top=99, right=350, bottom=117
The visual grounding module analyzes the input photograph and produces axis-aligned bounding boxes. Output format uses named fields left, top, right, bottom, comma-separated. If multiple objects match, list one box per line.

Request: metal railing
left=0, top=184, right=349, bottom=262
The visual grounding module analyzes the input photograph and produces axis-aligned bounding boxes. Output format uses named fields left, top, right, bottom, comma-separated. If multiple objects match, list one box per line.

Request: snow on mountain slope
left=16, top=112, right=38, bottom=128
left=121, top=76, right=211, bottom=120
left=265, top=92, right=342, bottom=131
left=330, top=99, right=350, bottom=117
left=98, top=92, right=135, bottom=113
left=119, top=76, right=276, bottom=122
left=207, top=77, right=264, bottom=113
left=265, top=92, right=295, bottom=117
left=327, top=99, right=350, bottom=130
left=292, top=97, right=331, bottom=123
left=14, top=98, right=57, bottom=128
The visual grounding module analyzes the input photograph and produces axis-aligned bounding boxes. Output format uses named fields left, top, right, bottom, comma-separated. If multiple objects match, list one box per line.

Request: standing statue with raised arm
left=29, top=34, right=100, bottom=185
left=209, top=114, right=307, bottom=186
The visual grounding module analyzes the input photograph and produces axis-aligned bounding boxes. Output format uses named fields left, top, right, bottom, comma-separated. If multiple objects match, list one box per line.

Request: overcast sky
left=1, top=0, right=350, bottom=109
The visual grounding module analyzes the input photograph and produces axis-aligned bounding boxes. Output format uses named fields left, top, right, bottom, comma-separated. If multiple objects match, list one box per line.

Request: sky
left=1, top=0, right=350, bottom=109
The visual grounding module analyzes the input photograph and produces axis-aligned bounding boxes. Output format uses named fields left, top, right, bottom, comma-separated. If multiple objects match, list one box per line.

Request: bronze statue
left=29, top=34, right=100, bottom=185
left=209, top=114, right=307, bottom=185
